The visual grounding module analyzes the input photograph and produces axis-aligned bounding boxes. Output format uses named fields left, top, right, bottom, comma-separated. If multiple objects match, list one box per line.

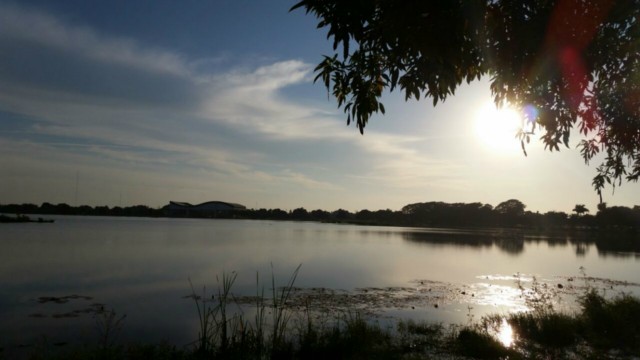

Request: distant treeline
left=1, top=199, right=639, bottom=230
left=0, top=202, right=164, bottom=217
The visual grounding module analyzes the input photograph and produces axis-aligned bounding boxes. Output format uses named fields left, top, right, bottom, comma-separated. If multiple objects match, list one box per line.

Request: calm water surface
left=1, top=216, right=639, bottom=351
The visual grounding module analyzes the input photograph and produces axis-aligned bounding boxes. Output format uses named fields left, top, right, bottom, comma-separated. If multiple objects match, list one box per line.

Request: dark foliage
left=579, top=290, right=640, bottom=352
left=0, top=202, right=163, bottom=217
left=455, top=328, right=511, bottom=359
left=2, top=200, right=639, bottom=231
left=292, top=0, right=640, bottom=196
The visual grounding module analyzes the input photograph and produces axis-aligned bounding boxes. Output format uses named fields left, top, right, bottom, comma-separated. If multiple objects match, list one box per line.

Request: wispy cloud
left=0, top=2, right=192, bottom=78
left=201, top=60, right=353, bottom=141
left=0, top=2, right=471, bottom=209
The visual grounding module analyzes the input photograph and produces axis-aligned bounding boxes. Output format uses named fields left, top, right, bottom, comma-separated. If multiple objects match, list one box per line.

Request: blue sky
left=1, top=0, right=638, bottom=213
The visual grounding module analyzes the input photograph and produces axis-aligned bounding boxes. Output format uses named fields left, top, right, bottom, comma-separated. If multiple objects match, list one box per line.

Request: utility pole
left=74, top=171, right=79, bottom=206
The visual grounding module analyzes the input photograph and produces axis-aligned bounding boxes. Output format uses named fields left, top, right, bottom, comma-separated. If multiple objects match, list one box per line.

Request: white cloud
left=201, top=59, right=353, bottom=141
left=223, top=60, right=311, bottom=90
left=0, top=2, right=192, bottom=78
left=349, top=134, right=468, bottom=191
left=280, top=169, right=341, bottom=190
left=0, top=2, right=482, bottom=209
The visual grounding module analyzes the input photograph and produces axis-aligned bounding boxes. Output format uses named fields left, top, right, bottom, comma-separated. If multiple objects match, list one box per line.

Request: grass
left=509, top=311, right=577, bottom=348
left=19, top=268, right=640, bottom=360
left=454, top=327, right=512, bottom=359
left=505, top=281, right=640, bottom=359
left=579, top=289, right=640, bottom=352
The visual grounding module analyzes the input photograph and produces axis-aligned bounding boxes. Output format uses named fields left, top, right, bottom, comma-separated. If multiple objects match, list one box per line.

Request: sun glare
left=497, top=318, right=514, bottom=347
left=474, top=102, right=522, bottom=152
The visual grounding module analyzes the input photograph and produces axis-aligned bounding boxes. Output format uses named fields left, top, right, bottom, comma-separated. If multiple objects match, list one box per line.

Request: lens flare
left=522, top=104, right=538, bottom=132
left=523, top=104, right=538, bottom=122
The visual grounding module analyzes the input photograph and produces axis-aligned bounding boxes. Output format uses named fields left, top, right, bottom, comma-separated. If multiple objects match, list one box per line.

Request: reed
left=22, top=267, right=640, bottom=359
left=269, top=263, right=300, bottom=356
left=187, top=265, right=303, bottom=359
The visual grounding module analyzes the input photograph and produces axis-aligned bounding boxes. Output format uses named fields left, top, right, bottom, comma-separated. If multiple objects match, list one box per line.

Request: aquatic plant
left=269, top=263, right=300, bottom=356
left=20, top=266, right=640, bottom=359
left=94, top=307, right=126, bottom=351
left=501, top=269, right=640, bottom=358
left=455, top=327, right=511, bottom=359
left=579, top=289, right=640, bottom=353
left=188, top=271, right=245, bottom=357
left=186, top=265, right=304, bottom=358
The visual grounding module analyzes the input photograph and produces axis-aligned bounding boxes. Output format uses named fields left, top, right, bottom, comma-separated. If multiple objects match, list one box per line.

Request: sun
left=474, top=102, right=522, bottom=152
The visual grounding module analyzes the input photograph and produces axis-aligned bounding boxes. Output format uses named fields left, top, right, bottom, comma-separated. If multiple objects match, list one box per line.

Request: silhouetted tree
left=77, top=205, right=93, bottom=215
left=372, top=209, right=402, bottom=225
left=269, top=208, right=289, bottom=220
left=495, top=199, right=526, bottom=226
left=0, top=203, right=38, bottom=214
left=543, top=211, right=569, bottom=227
left=290, top=207, right=309, bottom=220
left=400, top=201, right=496, bottom=227
left=94, top=206, right=110, bottom=216
left=596, top=206, right=640, bottom=228
left=572, top=204, right=589, bottom=216
left=331, top=209, right=352, bottom=221
left=61, top=203, right=76, bottom=214
left=495, top=199, right=526, bottom=217
left=355, top=209, right=373, bottom=222
left=310, top=209, right=331, bottom=221
left=293, top=0, right=640, bottom=196
left=597, top=202, right=608, bottom=212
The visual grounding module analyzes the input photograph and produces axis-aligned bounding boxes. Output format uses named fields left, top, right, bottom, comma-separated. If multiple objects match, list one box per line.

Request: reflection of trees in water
left=401, top=229, right=640, bottom=258
left=593, top=233, right=640, bottom=259
left=401, top=229, right=523, bottom=255
left=494, top=235, right=524, bottom=255
left=574, top=242, right=589, bottom=257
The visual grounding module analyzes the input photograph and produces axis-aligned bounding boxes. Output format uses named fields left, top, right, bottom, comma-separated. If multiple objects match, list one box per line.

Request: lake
left=1, top=216, right=639, bottom=354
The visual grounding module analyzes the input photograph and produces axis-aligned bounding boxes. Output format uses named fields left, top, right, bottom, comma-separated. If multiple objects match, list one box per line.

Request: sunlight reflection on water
left=497, top=318, right=514, bottom=347
left=469, top=282, right=528, bottom=312
left=3, top=217, right=640, bottom=355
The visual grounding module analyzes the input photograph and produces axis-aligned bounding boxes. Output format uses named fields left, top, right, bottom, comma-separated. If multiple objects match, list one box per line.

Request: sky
left=1, top=0, right=638, bottom=214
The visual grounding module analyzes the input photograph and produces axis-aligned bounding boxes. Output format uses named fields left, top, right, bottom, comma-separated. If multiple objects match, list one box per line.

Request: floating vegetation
left=11, top=268, right=640, bottom=359
left=0, top=214, right=54, bottom=223
left=36, top=294, right=93, bottom=304
left=227, top=274, right=640, bottom=320
left=29, top=295, right=105, bottom=321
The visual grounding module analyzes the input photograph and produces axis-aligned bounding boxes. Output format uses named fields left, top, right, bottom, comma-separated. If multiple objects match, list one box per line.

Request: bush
left=579, top=290, right=640, bottom=353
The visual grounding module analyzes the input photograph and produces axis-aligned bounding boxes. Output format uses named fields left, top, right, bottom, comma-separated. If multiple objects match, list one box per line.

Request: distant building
left=163, top=201, right=246, bottom=218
